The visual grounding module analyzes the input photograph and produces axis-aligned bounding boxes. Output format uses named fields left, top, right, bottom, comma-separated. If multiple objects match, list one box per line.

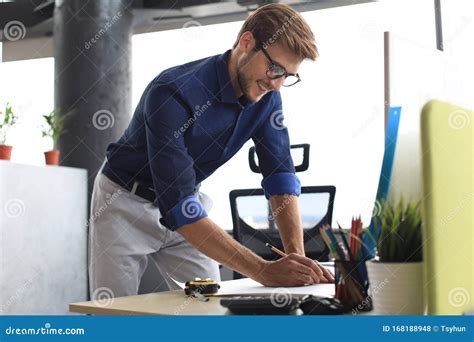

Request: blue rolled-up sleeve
left=252, top=93, right=301, bottom=199
left=167, top=195, right=207, bottom=228
left=261, top=173, right=301, bottom=199
left=144, top=84, right=207, bottom=230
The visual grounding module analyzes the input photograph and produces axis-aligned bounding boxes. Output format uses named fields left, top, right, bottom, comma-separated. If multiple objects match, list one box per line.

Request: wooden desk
left=70, top=278, right=335, bottom=316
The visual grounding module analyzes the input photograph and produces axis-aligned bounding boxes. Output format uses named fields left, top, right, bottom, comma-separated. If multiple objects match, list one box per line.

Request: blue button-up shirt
left=103, top=50, right=301, bottom=230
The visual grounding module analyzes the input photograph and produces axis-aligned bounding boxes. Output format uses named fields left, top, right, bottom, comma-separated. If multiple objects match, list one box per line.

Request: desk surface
left=70, top=278, right=335, bottom=316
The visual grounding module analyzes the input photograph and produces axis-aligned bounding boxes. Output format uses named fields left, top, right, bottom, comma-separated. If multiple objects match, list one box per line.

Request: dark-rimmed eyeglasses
left=261, top=48, right=301, bottom=87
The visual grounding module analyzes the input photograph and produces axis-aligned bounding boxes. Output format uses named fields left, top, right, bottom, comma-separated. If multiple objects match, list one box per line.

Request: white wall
left=0, top=162, right=88, bottom=314
left=380, top=0, right=473, bottom=202
left=439, top=0, right=474, bottom=109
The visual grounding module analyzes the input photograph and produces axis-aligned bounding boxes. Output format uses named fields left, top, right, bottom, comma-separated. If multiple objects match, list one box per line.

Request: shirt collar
left=215, top=50, right=240, bottom=105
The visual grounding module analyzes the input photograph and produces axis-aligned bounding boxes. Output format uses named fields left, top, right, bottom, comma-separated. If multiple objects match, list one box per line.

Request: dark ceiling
left=0, top=0, right=375, bottom=42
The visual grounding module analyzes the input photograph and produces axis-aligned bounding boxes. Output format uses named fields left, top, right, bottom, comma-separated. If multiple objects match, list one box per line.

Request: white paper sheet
left=216, top=277, right=335, bottom=297
left=168, top=274, right=186, bottom=289
left=169, top=265, right=335, bottom=297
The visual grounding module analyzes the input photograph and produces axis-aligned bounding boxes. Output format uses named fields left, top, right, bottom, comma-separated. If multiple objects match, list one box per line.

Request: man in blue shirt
left=90, top=3, right=334, bottom=299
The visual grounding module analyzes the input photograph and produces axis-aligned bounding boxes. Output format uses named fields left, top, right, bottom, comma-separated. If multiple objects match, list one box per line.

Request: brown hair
left=232, top=3, right=318, bottom=61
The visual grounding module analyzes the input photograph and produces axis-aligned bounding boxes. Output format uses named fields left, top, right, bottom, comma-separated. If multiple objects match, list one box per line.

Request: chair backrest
left=248, top=144, right=310, bottom=173
left=421, top=100, right=473, bottom=315
left=229, top=186, right=336, bottom=278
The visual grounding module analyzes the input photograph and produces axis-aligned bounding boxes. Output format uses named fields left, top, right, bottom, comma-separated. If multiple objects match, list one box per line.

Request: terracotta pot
left=0, top=145, right=13, bottom=160
left=44, top=149, right=60, bottom=165
left=366, top=260, right=424, bottom=315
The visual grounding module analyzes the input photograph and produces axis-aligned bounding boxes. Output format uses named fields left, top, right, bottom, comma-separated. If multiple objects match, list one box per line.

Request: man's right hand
left=177, top=218, right=334, bottom=287
left=255, top=253, right=333, bottom=287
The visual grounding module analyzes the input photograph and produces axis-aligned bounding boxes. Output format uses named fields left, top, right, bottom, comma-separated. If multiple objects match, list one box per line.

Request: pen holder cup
left=334, top=260, right=372, bottom=313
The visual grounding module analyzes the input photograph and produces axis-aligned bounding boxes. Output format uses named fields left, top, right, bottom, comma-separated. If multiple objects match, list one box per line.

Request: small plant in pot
left=41, top=108, right=68, bottom=165
left=366, top=198, right=424, bottom=315
left=0, top=103, right=18, bottom=161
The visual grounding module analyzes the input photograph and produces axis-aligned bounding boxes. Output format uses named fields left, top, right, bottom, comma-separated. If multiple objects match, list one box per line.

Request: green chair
left=421, top=100, right=473, bottom=315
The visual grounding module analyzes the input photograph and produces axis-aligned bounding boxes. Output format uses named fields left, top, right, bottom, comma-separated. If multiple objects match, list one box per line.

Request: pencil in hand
left=265, top=243, right=288, bottom=257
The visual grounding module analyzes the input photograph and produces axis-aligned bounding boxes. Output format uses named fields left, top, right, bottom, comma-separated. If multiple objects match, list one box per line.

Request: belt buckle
left=130, top=181, right=139, bottom=195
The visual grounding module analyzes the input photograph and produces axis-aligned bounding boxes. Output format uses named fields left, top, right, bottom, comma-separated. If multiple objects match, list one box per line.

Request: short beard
left=236, top=52, right=257, bottom=103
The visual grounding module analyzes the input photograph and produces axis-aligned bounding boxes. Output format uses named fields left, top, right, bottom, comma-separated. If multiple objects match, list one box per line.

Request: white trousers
left=88, top=171, right=220, bottom=300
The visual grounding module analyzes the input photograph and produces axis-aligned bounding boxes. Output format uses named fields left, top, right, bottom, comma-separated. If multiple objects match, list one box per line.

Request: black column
left=54, top=0, right=133, bottom=196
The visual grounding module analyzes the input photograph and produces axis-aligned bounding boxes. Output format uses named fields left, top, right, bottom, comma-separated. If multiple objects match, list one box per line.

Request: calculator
left=220, top=294, right=349, bottom=315
left=220, top=294, right=309, bottom=315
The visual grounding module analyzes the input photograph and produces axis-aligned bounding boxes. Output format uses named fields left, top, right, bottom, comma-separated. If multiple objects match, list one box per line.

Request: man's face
left=236, top=42, right=302, bottom=103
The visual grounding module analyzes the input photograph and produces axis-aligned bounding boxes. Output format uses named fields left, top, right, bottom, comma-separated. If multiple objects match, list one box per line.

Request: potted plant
left=41, top=108, right=68, bottom=165
left=366, top=199, right=424, bottom=315
left=0, top=103, right=17, bottom=161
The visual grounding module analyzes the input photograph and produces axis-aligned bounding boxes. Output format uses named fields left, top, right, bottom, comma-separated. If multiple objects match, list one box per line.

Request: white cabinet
left=0, top=161, right=88, bottom=314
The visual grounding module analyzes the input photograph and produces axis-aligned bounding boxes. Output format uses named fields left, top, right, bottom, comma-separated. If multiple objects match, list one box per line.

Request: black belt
left=129, top=181, right=156, bottom=202
left=102, top=162, right=200, bottom=203
left=102, top=169, right=156, bottom=203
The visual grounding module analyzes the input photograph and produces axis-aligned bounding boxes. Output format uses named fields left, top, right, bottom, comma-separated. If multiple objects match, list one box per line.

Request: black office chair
left=229, top=144, right=336, bottom=279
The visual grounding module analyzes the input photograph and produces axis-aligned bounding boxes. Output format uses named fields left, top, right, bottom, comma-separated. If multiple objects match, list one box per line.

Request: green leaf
left=373, top=198, right=423, bottom=262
